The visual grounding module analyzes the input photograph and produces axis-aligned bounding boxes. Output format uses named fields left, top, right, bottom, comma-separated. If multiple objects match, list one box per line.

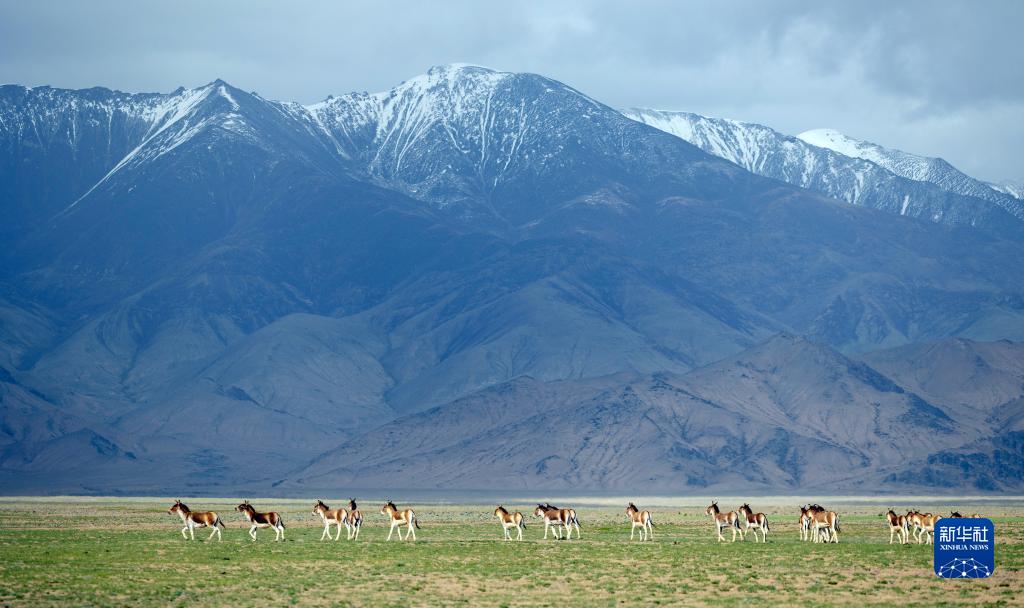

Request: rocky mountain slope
left=292, top=335, right=1023, bottom=493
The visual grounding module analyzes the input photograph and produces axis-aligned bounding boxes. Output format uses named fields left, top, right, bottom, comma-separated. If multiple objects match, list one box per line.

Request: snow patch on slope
left=798, top=128, right=892, bottom=167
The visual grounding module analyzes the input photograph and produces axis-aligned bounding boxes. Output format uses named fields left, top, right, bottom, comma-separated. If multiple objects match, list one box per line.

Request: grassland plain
left=0, top=497, right=1021, bottom=607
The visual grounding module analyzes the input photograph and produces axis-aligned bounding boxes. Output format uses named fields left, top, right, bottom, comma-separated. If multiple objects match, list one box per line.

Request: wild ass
left=705, top=502, right=742, bottom=542
left=494, top=506, right=526, bottom=541
left=799, top=504, right=828, bottom=542
left=918, top=513, right=940, bottom=545
left=533, top=505, right=565, bottom=539
left=533, top=504, right=580, bottom=540
left=347, top=499, right=362, bottom=540
left=168, top=500, right=224, bottom=541
left=737, top=503, right=770, bottom=542
left=885, top=509, right=908, bottom=544
left=808, top=507, right=840, bottom=543
left=381, top=500, right=419, bottom=541
left=907, top=510, right=932, bottom=543
left=625, top=502, right=654, bottom=541
left=312, top=500, right=349, bottom=541
left=235, top=501, right=285, bottom=541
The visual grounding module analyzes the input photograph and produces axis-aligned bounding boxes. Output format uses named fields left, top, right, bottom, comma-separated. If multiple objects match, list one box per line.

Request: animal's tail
left=216, top=517, right=225, bottom=529
left=414, top=515, right=421, bottom=530
left=834, top=515, right=841, bottom=533
left=648, top=515, right=655, bottom=527
left=764, top=516, right=770, bottom=532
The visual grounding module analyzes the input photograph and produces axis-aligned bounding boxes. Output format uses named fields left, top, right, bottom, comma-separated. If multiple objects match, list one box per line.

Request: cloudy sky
left=2, top=0, right=1021, bottom=182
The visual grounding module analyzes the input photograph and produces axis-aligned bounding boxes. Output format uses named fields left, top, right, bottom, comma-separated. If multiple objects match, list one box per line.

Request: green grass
left=0, top=498, right=1021, bottom=606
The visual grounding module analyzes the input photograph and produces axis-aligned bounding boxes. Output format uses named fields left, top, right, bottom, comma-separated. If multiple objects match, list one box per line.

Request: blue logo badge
left=934, top=518, right=994, bottom=578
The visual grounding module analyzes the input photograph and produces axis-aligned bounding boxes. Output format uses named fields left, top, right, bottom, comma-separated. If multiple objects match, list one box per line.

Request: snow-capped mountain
left=623, top=108, right=1023, bottom=229
left=0, top=80, right=345, bottom=245
left=303, top=64, right=723, bottom=223
left=798, top=128, right=1024, bottom=218
left=2, top=66, right=1024, bottom=495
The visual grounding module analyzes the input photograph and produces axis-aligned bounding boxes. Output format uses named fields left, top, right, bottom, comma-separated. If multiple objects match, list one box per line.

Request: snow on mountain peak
left=626, top=109, right=1024, bottom=227
left=59, top=81, right=262, bottom=209
left=795, top=127, right=1022, bottom=218
left=796, top=128, right=887, bottom=164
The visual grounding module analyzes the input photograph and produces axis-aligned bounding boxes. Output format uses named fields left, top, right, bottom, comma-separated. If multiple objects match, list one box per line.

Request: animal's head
left=705, top=502, right=719, bottom=515
left=494, top=506, right=508, bottom=517
left=380, top=500, right=396, bottom=515
left=740, top=503, right=752, bottom=513
left=626, top=502, right=637, bottom=514
left=533, top=505, right=546, bottom=517
left=348, top=498, right=357, bottom=510
left=313, top=500, right=328, bottom=515
left=236, top=501, right=253, bottom=514
left=169, top=500, right=186, bottom=515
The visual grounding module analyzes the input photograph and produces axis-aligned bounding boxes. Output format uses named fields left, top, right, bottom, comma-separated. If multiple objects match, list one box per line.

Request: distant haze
left=0, top=0, right=1021, bottom=183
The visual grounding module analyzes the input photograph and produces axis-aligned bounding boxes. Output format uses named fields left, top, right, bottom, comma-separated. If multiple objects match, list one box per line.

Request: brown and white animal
left=539, top=503, right=581, bottom=539
left=737, top=503, right=769, bottom=542
left=907, top=510, right=932, bottom=543
left=235, top=501, right=285, bottom=541
left=799, top=504, right=827, bottom=542
left=533, top=505, right=565, bottom=539
left=168, top=500, right=224, bottom=541
left=705, top=502, right=742, bottom=542
left=626, top=502, right=654, bottom=541
left=808, top=507, right=840, bottom=543
left=918, top=513, right=940, bottom=545
left=312, top=500, right=349, bottom=541
left=494, top=506, right=525, bottom=541
left=381, top=500, right=419, bottom=541
left=347, top=499, right=362, bottom=540
left=885, top=509, right=908, bottom=544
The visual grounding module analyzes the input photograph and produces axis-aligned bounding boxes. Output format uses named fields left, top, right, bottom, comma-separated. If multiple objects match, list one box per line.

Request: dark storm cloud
left=1, top=0, right=1020, bottom=182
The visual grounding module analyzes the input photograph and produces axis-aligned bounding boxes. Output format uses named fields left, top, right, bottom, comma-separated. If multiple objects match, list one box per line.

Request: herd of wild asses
left=167, top=499, right=984, bottom=545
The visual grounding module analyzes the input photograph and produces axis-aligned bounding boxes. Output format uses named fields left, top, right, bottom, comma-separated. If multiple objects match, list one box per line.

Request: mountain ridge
left=623, top=108, right=1024, bottom=230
